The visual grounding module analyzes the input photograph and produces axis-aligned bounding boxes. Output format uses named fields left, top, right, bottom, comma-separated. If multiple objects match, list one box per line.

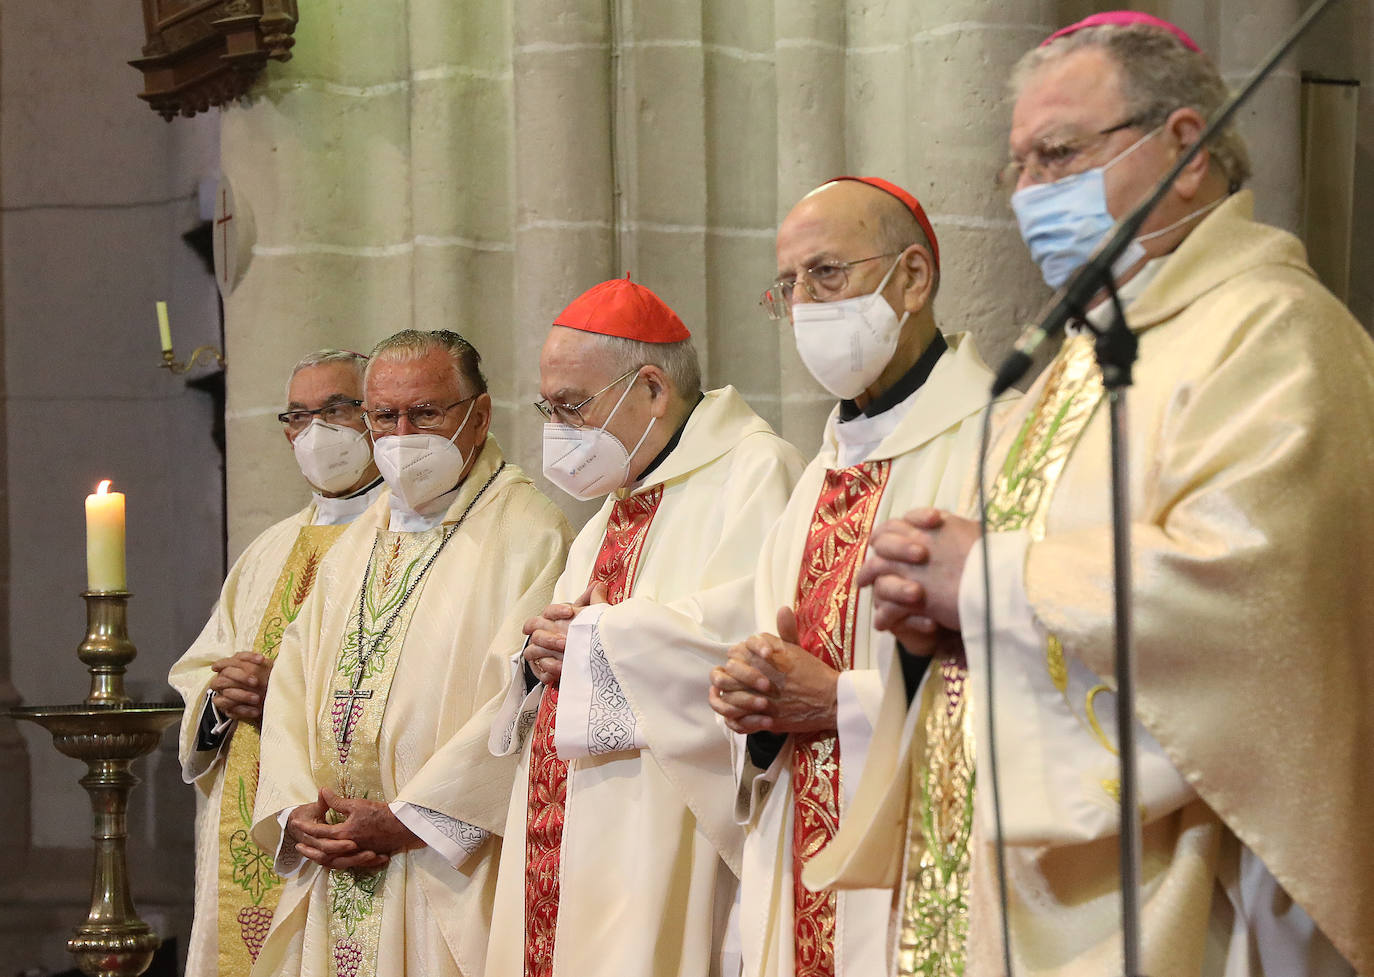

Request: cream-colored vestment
left=251, top=441, right=571, bottom=977
left=812, top=193, right=1374, bottom=977
left=485, top=387, right=804, bottom=977
left=170, top=483, right=384, bottom=977
left=737, top=336, right=1012, bottom=977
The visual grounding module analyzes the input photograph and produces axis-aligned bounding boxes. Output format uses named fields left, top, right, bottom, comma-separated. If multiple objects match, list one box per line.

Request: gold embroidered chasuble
left=736, top=335, right=1011, bottom=977
left=215, top=523, right=350, bottom=975
left=170, top=503, right=318, bottom=977
left=896, top=334, right=1102, bottom=977
left=252, top=441, right=572, bottom=977
left=809, top=192, right=1374, bottom=977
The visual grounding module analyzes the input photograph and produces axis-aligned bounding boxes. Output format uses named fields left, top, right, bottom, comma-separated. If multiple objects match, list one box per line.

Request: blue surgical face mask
left=1010, top=127, right=1160, bottom=289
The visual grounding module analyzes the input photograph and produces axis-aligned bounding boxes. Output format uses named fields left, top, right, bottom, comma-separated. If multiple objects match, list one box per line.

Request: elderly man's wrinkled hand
left=708, top=607, right=839, bottom=735
left=209, top=651, right=274, bottom=724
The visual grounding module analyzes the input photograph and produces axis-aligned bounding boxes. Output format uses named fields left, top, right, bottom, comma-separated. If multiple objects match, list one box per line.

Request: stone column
left=510, top=0, right=616, bottom=521
left=848, top=0, right=1058, bottom=370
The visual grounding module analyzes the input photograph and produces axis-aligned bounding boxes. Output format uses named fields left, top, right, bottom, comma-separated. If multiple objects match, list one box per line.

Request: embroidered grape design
left=237, top=906, right=273, bottom=962
left=334, top=937, right=364, bottom=977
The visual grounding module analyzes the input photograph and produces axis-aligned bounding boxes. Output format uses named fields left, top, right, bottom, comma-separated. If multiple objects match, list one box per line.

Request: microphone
left=989, top=0, right=1343, bottom=397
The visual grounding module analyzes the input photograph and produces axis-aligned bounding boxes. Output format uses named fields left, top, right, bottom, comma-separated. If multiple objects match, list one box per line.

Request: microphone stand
left=984, top=2, right=1344, bottom=974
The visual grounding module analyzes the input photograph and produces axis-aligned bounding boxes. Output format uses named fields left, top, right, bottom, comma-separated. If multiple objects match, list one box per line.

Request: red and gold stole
left=791, top=462, right=891, bottom=977
left=523, top=484, right=664, bottom=977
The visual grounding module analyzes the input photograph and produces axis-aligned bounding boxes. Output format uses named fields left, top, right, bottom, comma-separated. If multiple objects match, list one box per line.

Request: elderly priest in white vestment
left=707, top=177, right=1015, bottom=977
left=823, top=13, right=1374, bottom=977
left=483, top=278, right=804, bottom=977
left=169, top=348, right=384, bottom=977
left=250, top=330, right=572, bottom=977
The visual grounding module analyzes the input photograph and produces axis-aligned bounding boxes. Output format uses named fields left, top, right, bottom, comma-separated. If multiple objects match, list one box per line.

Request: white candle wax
left=85, top=480, right=126, bottom=592
left=156, top=301, right=172, bottom=353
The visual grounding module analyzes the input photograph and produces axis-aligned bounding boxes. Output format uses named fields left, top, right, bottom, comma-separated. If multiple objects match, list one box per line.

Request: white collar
left=832, top=383, right=922, bottom=469
left=311, top=478, right=385, bottom=526
left=1077, top=257, right=1168, bottom=334
left=387, top=483, right=463, bottom=532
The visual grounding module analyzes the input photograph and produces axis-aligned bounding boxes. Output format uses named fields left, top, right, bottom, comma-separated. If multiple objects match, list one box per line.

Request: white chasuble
left=815, top=193, right=1373, bottom=977
left=734, top=334, right=1012, bottom=977
left=485, top=386, right=805, bottom=977
left=171, top=502, right=317, bottom=977
left=252, top=441, right=572, bottom=977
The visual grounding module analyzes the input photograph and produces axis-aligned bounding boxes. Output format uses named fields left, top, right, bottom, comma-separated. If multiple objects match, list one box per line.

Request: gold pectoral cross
left=333, top=684, right=374, bottom=745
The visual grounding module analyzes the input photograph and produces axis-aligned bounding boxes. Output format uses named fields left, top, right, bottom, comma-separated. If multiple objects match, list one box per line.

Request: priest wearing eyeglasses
left=249, top=330, right=572, bottom=977
left=170, top=348, right=385, bottom=977
left=706, top=178, right=1015, bottom=977
left=483, top=278, right=804, bottom=977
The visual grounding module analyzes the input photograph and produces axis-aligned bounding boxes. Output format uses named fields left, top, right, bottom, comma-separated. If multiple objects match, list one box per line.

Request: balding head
left=776, top=179, right=938, bottom=318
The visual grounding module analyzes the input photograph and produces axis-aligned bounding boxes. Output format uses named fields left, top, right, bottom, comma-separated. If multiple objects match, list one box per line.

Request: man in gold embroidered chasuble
left=707, top=176, right=1015, bottom=977
left=820, top=14, right=1374, bottom=977
left=249, top=330, right=572, bottom=977
left=170, top=349, right=385, bottom=977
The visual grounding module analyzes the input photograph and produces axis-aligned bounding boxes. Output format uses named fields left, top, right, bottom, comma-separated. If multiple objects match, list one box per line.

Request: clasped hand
left=856, top=507, right=978, bottom=650
left=707, top=607, right=840, bottom=735
left=522, top=582, right=609, bottom=687
left=209, top=651, right=273, bottom=724
left=285, top=788, right=424, bottom=871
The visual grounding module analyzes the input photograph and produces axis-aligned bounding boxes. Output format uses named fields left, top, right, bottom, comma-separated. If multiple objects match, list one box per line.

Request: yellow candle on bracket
left=156, top=301, right=172, bottom=353
left=85, top=480, right=126, bottom=592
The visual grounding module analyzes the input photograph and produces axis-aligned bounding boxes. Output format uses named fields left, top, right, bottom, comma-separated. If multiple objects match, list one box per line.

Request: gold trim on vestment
left=318, top=527, right=447, bottom=977
left=897, top=334, right=1106, bottom=977
left=216, top=523, right=348, bottom=976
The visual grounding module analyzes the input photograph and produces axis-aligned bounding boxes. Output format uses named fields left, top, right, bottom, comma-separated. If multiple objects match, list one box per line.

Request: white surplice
left=735, top=334, right=1014, bottom=977
left=485, top=387, right=805, bottom=977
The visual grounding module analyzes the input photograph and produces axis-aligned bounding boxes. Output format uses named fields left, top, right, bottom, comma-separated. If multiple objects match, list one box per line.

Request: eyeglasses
left=532, top=367, right=640, bottom=427
left=997, top=117, right=1143, bottom=190
left=759, top=252, right=904, bottom=320
left=277, top=400, right=364, bottom=433
left=363, top=396, right=477, bottom=433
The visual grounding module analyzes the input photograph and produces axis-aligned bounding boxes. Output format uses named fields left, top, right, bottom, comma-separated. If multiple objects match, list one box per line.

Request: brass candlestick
left=159, top=345, right=225, bottom=374
left=8, top=591, right=181, bottom=977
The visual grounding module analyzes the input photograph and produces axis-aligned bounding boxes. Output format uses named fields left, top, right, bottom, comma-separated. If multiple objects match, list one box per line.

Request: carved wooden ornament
left=129, top=0, right=299, bottom=121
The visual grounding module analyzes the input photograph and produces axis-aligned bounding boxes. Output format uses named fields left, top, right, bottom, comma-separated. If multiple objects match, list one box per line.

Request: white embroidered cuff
left=391, top=802, right=490, bottom=869
left=273, top=808, right=306, bottom=878
left=554, top=606, right=645, bottom=760
left=835, top=668, right=884, bottom=812
left=490, top=639, right=544, bottom=757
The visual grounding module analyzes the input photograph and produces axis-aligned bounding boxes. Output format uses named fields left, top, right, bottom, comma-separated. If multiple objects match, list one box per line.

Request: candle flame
left=96, top=479, right=112, bottom=495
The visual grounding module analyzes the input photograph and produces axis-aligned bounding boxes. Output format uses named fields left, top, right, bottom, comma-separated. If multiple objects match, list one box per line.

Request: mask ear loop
left=867, top=251, right=913, bottom=332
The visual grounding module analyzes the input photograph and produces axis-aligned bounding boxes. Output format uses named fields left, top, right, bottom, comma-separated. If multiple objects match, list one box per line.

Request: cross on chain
left=332, top=683, right=373, bottom=745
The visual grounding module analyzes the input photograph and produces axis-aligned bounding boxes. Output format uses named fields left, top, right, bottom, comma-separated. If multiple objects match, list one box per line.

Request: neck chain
left=348, top=461, right=506, bottom=687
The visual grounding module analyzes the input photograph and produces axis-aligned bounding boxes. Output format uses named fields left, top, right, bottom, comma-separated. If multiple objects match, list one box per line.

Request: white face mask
left=790, top=254, right=910, bottom=400
left=372, top=400, right=476, bottom=510
left=292, top=420, right=373, bottom=494
left=542, top=373, right=656, bottom=502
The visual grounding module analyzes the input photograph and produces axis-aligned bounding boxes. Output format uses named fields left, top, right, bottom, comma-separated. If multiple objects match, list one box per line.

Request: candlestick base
left=8, top=703, right=181, bottom=977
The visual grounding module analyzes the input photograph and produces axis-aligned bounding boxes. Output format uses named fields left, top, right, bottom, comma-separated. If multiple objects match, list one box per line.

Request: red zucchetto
left=826, top=176, right=941, bottom=270
left=553, top=276, right=691, bottom=344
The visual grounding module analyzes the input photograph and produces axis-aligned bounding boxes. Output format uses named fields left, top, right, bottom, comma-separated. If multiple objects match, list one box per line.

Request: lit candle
left=156, top=301, right=172, bottom=353
left=85, top=480, right=127, bottom=592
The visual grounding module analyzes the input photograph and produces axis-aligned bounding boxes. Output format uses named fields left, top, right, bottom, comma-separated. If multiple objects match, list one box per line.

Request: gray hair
left=592, top=334, right=702, bottom=401
left=284, top=348, right=368, bottom=402
left=1011, top=23, right=1251, bottom=190
left=365, top=329, right=488, bottom=395
left=875, top=203, right=941, bottom=297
